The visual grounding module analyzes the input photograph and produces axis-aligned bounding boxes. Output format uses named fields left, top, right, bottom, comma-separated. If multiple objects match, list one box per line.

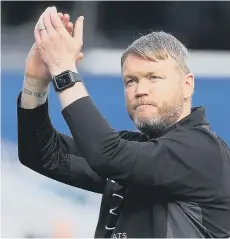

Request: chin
left=133, top=114, right=156, bottom=127
left=133, top=117, right=165, bottom=136
left=135, top=109, right=158, bottom=120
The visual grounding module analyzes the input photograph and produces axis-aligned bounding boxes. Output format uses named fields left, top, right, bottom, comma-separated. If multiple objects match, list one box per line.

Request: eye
left=150, top=75, right=163, bottom=80
left=126, top=79, right=136, bottom=86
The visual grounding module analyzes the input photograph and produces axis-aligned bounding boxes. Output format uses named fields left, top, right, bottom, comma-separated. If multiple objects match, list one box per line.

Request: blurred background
left=1, top=1, right=230, bottom=238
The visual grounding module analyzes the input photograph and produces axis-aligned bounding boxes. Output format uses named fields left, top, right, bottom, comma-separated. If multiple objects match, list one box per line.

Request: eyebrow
left=123, top=71, right=162, bottom=79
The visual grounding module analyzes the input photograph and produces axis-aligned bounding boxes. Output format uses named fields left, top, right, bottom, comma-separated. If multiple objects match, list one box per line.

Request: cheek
left=149, top=84, right=170, bottom=102
left=157, top=82, right=181, bottom=99
left=124, top=88, right=135, bottom=106
left=150, top=84, right=179, bottom=107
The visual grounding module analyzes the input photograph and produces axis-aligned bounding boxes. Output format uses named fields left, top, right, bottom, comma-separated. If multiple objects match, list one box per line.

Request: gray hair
left=121, top=31, right=190, bottom=74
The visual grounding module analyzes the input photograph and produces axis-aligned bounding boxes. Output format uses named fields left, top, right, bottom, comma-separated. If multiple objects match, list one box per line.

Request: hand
left=25, top=12, right=82, bottom=86
left=34, top=6, right=84, bottom=77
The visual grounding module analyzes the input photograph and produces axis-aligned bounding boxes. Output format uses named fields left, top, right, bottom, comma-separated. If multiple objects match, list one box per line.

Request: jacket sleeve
left=62, top=96, right=223, bottom=199
left=17, top=93, right=105, bottom=194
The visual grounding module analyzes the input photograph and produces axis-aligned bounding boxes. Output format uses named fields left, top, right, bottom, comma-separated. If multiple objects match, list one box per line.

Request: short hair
left=121, top=31, right=190, bottom=74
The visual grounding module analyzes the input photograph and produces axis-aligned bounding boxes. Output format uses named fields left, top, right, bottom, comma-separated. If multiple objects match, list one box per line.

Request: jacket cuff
left=17, top=92, right=49, bottom=129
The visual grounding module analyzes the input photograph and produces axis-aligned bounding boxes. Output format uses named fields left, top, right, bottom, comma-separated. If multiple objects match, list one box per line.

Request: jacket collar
left=147, top=106, right=210, bottom=139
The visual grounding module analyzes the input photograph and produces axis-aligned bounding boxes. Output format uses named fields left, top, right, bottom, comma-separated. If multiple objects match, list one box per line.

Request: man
left=17, top=6, right=230, bottom=238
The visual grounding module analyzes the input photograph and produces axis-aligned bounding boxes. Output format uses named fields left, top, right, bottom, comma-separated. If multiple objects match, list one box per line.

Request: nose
left=135, top=80, right=150, bottom=98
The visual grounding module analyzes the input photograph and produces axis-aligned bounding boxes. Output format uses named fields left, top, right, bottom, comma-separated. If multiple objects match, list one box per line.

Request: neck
left=177, top=102, right=191, bottom=123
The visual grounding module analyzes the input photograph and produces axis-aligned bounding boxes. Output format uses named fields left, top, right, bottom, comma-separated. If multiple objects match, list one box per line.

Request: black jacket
left=17, top=94, right=230, bottom=238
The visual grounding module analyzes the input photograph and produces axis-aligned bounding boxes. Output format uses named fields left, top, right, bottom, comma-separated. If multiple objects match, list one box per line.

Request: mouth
left=135, top=104, right=155, bottom=109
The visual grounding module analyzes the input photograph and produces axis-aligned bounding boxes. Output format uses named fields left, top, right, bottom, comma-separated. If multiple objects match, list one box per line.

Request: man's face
left=122, top=54, right=191, bottom=135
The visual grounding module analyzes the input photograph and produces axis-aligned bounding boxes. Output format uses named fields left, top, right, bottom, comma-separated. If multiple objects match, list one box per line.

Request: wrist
left=50, top=66, right=78, bottom=78
left=58, top=82, right=88, bottom=109
left=24, top=75, right=49, bottom=90
left=21, top=79, right=49, bottom=109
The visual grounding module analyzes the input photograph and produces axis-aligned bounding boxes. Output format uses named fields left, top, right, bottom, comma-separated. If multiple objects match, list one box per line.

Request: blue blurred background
left=1, top=1, right=230, bottom=238
left=2, top=72, right=230, bottom=144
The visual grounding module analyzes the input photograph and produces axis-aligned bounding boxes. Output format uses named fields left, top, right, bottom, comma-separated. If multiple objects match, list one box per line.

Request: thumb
left=78, top=52, right=84, bottom=60
left=76, top=52, right=84, bottom=64
left=73, top=16, right=84, bottom=44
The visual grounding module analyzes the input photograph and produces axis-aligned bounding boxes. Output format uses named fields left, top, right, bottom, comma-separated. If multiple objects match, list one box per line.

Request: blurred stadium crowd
left=1, top=1, right=230, bottom=238
left=2, top=1, right=230, bottom=50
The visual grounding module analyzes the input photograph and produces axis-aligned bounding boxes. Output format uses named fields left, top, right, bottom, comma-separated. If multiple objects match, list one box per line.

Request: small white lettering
left=112, top=232, right=127, bottom=239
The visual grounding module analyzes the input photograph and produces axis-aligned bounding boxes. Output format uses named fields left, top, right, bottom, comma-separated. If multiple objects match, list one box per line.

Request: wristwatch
left=52, top=70, right=82, bottom=92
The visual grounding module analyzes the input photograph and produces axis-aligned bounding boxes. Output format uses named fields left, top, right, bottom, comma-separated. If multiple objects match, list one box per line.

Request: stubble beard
left=129, top=98, right=184, bottom=136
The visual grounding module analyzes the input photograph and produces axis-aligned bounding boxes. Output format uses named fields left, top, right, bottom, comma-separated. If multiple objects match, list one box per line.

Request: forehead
left=122, top=54, right=178, bottom=77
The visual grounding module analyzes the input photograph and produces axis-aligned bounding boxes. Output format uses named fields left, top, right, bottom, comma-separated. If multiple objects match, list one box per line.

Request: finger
left=58, top=12, right=63, bottom=19
left=43, top=7, right=56, bottom=36
left=37, top=12, right=47, bottom=40
left=62, top=14, right=70, bottom=27
left=66, top=22, right=73, bottom=36
left=73, top=16, right=84, bottom=43
left=34, top=22, right=41, bottom=46
left=50, top=6, right=65, bottom=32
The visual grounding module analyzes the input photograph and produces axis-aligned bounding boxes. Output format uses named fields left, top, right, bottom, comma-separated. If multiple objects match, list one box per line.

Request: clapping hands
left=34, top=6, right=84, bottom=77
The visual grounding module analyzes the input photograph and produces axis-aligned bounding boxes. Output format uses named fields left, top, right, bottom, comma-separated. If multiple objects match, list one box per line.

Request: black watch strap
left=52, top=70, right=82, bottom=92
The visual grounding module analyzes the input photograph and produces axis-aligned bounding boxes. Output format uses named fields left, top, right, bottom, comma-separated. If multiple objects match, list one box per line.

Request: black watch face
left=56, top=72, right=72, bottom=90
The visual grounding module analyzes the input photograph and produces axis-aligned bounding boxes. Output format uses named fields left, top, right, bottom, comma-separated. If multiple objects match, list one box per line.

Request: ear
left=183, top=73, right=194, bottom=99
